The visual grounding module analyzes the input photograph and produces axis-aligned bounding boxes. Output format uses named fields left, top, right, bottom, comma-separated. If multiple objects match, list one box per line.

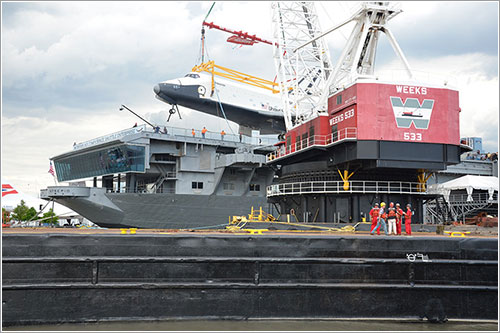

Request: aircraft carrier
left=41, top=125, right=278, bottom=229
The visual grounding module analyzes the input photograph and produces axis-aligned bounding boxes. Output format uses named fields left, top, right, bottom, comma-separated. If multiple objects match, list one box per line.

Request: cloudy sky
left=1, top=1, right=499, bottom=197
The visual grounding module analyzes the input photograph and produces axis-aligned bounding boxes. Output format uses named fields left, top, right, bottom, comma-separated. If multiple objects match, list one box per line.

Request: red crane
left=202, top=21, right=274, bottom=46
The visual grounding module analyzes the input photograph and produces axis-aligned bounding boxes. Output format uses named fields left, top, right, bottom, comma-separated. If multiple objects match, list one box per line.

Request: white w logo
left=390, top=97, right=434, bottom=130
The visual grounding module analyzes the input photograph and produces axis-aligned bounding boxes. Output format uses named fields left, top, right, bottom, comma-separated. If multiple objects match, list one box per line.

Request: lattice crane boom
left=271, top=1, right=333, bottom=131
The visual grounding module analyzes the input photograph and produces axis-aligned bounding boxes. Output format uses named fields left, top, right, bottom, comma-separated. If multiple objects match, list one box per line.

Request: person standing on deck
left=404, top=204, right=413, bottom=236
left=369, top=203, right=380, bottom=235
left=201, top=126, right=207, bottom=139
left=192, top=128, right=196, bottom=137
left=370, top=202, right=388, bottom=235
left=220, top=129, right=226, bottom=140
left=396, top=203, right=404, bottom=235
left=387, top=202, right=397, bottom=235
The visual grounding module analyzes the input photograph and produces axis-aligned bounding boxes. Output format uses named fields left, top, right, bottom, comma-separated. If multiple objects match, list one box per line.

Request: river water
left=4, top=320, right=498, bottom=331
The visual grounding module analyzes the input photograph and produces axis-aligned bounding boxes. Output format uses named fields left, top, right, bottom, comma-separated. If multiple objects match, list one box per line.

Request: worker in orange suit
left=369, top=203, right=380, bottom=235
left=396, top=203, right=404, bottom=235
left=404, top=204, right=412, bottom=236
left=192, top=128, right=196, bottom=137
left=220, top=129, right=226, bottom=140
left=201, top=126, right=207, bottom=138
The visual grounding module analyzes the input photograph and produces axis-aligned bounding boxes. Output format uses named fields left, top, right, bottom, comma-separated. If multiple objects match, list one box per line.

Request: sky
left=1, top=1, right=499, bottom=197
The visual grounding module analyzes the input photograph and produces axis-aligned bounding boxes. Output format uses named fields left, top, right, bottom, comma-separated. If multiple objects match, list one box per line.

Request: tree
left=11, top=200, right=31, bottom=221
left=26, top=207, right=38, bottom=221
left=42, top=209, right=59, bottom=226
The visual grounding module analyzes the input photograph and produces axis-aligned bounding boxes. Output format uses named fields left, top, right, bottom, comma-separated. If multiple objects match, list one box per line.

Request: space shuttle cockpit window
left=185, top=73, right=200, bottom=79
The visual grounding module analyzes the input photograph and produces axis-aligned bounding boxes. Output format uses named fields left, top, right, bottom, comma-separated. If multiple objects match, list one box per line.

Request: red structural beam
left=203, top=21, right=274, bottom=46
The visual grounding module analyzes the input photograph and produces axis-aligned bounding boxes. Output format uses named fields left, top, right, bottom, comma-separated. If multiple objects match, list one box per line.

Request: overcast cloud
left=1, top=1, right=498, bottom=197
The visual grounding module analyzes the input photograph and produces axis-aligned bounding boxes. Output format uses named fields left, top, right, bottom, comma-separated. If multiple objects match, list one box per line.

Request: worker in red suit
left=396, top=203, right=404, bottom=235
left=369, top=203, right=380, bottom=235
left=404, top=204, right=412, bottom=235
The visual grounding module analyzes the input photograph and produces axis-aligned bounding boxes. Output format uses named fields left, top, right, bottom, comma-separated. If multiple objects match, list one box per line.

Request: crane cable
left=201, top=2, right=216, bottom=64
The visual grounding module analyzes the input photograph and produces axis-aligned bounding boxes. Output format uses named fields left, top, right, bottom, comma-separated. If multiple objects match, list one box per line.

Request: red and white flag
left=48, top=162, right=55, bottom=177
left=2, top=184, right=18, bottom=197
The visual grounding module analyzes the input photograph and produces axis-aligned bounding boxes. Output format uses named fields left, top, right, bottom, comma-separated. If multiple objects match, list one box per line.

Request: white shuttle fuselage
left=154, top=72, right=286, bottom=135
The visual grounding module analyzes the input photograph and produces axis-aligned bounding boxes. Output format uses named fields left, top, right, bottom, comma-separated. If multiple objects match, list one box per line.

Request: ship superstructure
left=41, top=125, right=277, bottom=228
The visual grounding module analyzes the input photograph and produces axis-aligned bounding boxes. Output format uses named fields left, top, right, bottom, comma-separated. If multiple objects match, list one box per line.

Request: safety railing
left=72, top=124, right=278, bottom=151
left=266, top=127, right=357, bottom=162
left=448, top=192, right=498, bottom=204
left=267, top=180, right=427, bottom=197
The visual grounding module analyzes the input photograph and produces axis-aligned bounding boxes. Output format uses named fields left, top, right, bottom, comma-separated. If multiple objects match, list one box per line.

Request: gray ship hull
left=47, top=187, right=273, bottom=229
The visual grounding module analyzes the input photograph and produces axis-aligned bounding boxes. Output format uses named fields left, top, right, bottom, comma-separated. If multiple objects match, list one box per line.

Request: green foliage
left=11, top=200, right=40, bottom=222
left=26, top=207, right=38, bottom=221
left=11, top=200, right=31, bottom=221
left=42, top=209, right=59, bottom=225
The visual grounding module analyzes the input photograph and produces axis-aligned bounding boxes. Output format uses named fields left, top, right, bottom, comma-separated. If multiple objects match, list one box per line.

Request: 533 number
left=403, top=132, right=422, bottom=141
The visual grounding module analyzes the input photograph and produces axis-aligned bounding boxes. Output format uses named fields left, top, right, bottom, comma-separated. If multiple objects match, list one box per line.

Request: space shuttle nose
left=153, top=84, right=161, bottom=95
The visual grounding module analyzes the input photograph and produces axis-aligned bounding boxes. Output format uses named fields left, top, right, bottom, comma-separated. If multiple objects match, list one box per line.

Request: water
left=4, top=320, right=498, bottom=331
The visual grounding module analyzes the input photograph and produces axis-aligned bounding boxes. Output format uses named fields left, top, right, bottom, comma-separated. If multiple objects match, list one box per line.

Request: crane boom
left=271, top=1, right=333, bottom=131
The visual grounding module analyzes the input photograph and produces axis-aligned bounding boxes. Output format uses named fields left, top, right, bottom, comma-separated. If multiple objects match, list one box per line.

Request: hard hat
left=406, top=203, right=411, bottom=208
left=380, top=202, right=386, bottom=207
left=396, top=203, right=400, bottom=206
left=374, top=203, right=379, bottom=206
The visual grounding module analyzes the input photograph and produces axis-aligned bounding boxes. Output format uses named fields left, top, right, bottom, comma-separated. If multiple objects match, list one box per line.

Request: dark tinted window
left=54, top=144, right=146, bottom=182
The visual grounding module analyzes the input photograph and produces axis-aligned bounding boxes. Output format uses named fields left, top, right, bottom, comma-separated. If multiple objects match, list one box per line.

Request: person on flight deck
left=192, top=128, right=196, bottom=137
left=201, top=126, right=208, bottom=138
left=220, top=129, right=226, bottom=140
left=386, top=202, right=397, bottom=235
left=370, top=202, right=388, bottom=236
left=404, top=204, right=412, bottom=236
left=396, top=203, right=404, bottom=235
left=369, top=203, right=380, bottom=235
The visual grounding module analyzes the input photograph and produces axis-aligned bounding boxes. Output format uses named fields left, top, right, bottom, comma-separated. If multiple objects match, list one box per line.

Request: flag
left=48, top=162, right=55, bottom=177
left=2, top=184, right=18, bottom=197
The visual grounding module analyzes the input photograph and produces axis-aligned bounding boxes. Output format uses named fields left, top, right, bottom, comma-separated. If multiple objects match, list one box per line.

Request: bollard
left=436, top=225, right=445, bottom=235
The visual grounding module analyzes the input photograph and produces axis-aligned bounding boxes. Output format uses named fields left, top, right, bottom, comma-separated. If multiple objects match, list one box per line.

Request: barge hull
left=2, top=233, right=497, bottom=325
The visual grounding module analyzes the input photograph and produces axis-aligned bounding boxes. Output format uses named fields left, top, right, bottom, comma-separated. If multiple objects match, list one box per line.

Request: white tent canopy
left=436, top=175, right=499, bottom=202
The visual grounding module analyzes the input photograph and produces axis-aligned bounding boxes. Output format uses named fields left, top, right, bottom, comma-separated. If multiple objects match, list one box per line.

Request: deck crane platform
left=266, top=2, right=463, bottom=225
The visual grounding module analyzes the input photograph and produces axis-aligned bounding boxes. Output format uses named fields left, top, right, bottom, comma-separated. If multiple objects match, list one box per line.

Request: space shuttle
left=153, top=71, right=287, bottom=135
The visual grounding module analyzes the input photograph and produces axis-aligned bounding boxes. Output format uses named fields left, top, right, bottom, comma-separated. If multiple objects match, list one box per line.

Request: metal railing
left=448, top=193, right=498, bottom=204
left=73, top=124, right=279, bottom=151
left=266, top=127, right=357, bottom=162
left=267, top=180, right=427, bottom=197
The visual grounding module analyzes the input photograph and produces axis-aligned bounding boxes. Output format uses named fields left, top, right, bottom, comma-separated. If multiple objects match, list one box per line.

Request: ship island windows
left=249, top=184, right=261, bottom=192
left=223, top=183, right=235, bottom=191
left=192, top=182, right=204, bottom=189
left=53, top=144, right=146, bottom=182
